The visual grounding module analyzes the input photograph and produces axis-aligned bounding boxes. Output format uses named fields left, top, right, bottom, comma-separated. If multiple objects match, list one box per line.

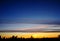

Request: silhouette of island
left=0, top=35, right=60, bottom=41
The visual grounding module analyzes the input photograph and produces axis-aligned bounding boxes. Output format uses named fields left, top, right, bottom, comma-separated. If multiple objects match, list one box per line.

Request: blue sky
left=0, top=0, right=60, bottom=31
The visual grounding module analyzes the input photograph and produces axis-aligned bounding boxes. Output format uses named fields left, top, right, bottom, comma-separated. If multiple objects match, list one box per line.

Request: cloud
left=0, top=24, right=60, bottom=31
left=16, top=24, right=60, bottom=31
left=0, top=18, right=60, bottom=25
left=17, top=25, right=48, bottom=30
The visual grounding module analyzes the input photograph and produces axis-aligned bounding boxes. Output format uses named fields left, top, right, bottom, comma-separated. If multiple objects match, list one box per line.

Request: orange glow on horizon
left=0, top=32, right=60, bottom=38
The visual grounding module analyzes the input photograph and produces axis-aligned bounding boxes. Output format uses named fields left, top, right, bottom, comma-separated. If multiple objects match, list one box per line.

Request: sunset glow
left=0, top=0, right=60, bottom=40
left=0, top=32, right=60, bottom=38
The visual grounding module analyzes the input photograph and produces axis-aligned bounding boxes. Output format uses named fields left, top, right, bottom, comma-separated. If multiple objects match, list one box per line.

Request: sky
left=0, top=0, right=60, bottom=31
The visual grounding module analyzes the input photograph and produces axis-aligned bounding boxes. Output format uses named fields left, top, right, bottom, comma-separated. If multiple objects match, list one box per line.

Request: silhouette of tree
left=58, top=35, right=60, bottom=38
left=0, top=36, right=1, bottom=38
left=0, top=36, right=1, bottom=39
left=11, top=36, right=15, bottom=39
left=15, top=36, right=17, bottom=38
left=20, top=37, right=22, bottom=38
left=0, top=35, right=60, bottom=41
left=3, top=37, right=5, bottom=39
left=31, top=36, right=33, bottom=38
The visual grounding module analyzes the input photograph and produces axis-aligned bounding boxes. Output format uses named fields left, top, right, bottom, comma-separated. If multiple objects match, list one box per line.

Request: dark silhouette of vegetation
left=58, top=35, right=60, bottom=38
left=0, top=35, right=60, bottom=41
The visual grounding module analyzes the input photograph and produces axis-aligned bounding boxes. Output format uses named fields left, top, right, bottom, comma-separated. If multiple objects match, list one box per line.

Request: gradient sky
left=0, top=0, right=60, bottom=31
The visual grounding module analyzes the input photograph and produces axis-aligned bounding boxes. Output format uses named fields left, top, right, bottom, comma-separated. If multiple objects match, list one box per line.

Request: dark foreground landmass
left=0, top=35, right=60, bottom=41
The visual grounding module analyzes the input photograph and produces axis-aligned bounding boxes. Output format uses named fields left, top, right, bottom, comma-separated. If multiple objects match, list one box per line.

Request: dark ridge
left=0, top=35, right=60, bottom=41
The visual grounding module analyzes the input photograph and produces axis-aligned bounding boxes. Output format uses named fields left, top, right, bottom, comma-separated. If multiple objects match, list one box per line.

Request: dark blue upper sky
left=0, top=0, right=60, bottom=24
